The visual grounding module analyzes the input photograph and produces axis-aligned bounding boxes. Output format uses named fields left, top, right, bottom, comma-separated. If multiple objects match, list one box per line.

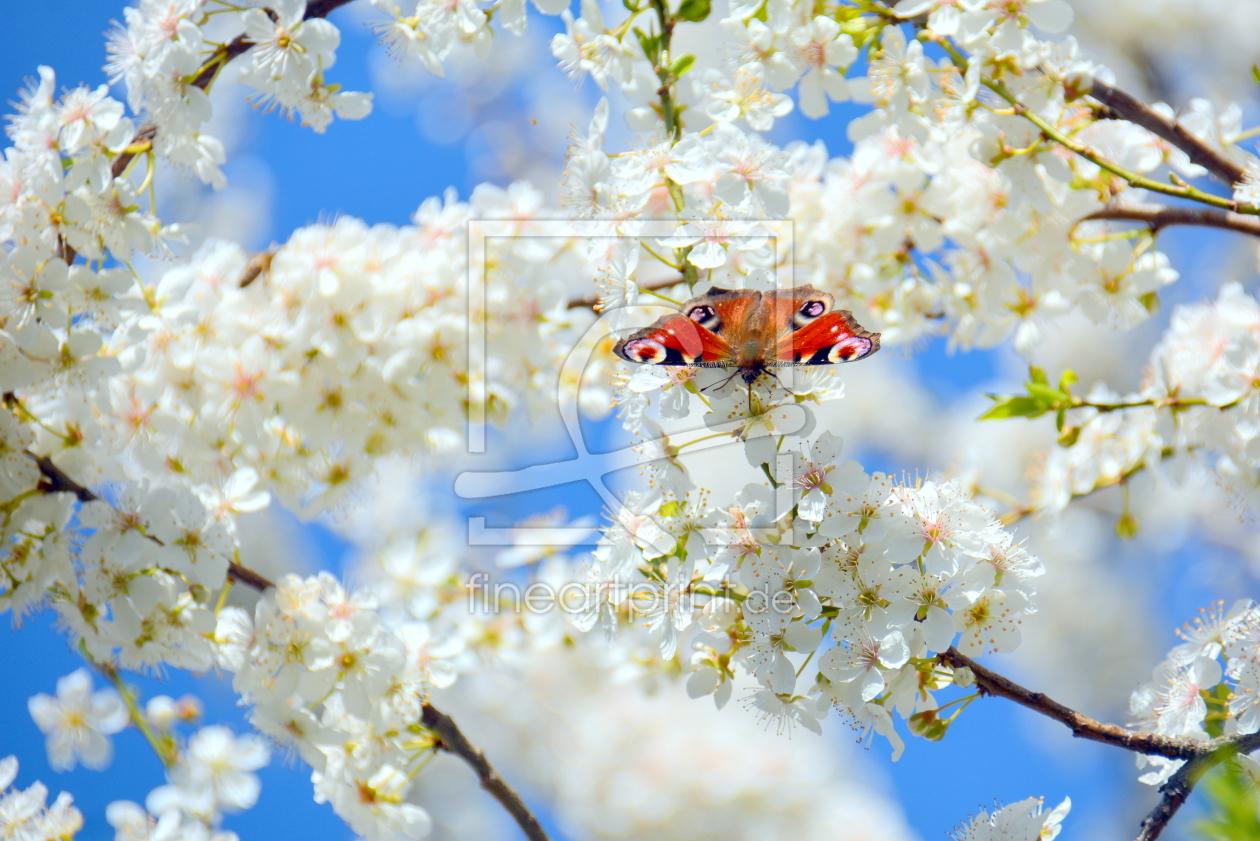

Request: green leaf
left=1195, top=762, right=1260, bottom=841
left=978, top=396, right=1050, bottom=421
left=676, top=0, right=711, bottom=22
left=623, top=0, right=639, bottom=10
left=1254, top=64, right=1260, bottom=85
left=1025, top=383, right=1066, bottom=404
left=633, top=27, right=660, bottom=63
left=668, top=53, right=695, bottom=78
left=1057, top=368, right=1078, bottom=394
left=1028, top=365, right=1048, bottom=386
left=1139, top=291, right=1160, bottom=314
left=1055, top=407, right=1066, bottom=433
left=1057, top=425, right=1081, bottom=448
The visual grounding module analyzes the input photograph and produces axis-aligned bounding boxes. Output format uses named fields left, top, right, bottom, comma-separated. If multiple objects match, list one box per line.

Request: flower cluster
left=215, top=569, right=469, bottom=841
left=105, top=724, right=269, bottom=841
left=99, top=183, right=605, bottom=517
left=370, top=0, right=569, bottom=78
left=952, top=795, right=1070, bottom=841
left=0, top=756, right=83, bottom=841
left=1129, top=600, right=1260, bottom=785
left=570, top=428, right=1041, bottom=750
left=1032, top=283, right=1260, bottom=514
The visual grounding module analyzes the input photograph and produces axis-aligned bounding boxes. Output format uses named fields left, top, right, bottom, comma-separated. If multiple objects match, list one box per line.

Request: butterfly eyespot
left=686, top=304, right=722, bottom=331
left=623, top=338, right=669, bottom=363
left=828, top=337, right=873, bottom=363
left=792, top=299, right=828, bottom=328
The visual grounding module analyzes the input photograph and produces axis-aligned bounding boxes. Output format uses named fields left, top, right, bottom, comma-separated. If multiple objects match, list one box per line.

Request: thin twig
left=927, top=35, right=1254, bottom=214
left=939, top=647, right=1197, bottom=758
left=421, top=705, right=550, bottom=841
left=1088, top=80, right=1246, bottom=187
left=29, top=450, right=550, bottom=841
left=1085, top=203, right=1260, bottom=239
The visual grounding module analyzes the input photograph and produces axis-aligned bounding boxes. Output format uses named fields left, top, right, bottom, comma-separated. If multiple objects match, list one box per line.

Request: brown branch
left=1135, top=737, right=1260, bottom=841
left=421, top=705, right=550, bottom=841
left=940, top=647, right=1198, bottom=758
left=1085, top=203, right=1260, bottom=239
left=566, top=275, right=687, bottom=310
left=1088, top=80, right=1246, bottom=187
left=29, top=449, right=550, bottom=841
left=941, top=647, right=1260, bottom=841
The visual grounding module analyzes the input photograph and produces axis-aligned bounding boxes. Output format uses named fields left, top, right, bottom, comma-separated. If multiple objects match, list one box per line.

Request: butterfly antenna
left=700, top=370, right=741, bottom=393
left=764, top=369, right=798, bottom=397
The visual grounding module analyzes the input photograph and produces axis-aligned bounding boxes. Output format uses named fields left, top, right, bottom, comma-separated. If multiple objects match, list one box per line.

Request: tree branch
left=1088, top=80, right=1246, bottom=187
left=29, top=451, right=264, bottom=589
left=941, top=648, right=1260, bottom=841
left=1085, top=203, right=1260, bottom=239
left=29, top=451, right=550, bottom=841
left=421, top=705, right=550, bottom=841
left=63, top=0, right=360, bottom=266
left=939, top=647, right=1198, bottom=758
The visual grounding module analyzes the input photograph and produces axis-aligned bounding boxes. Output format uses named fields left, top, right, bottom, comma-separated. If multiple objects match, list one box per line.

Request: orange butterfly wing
left=772, top=310, right=880, bottom=365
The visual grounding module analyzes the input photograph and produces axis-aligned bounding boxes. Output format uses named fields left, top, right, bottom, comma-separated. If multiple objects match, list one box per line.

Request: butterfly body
left=615, top=286, right=880, bottom=384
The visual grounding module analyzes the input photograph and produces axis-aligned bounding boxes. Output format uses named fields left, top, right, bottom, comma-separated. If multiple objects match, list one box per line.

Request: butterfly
left=614, top=285, right=880, bottom=387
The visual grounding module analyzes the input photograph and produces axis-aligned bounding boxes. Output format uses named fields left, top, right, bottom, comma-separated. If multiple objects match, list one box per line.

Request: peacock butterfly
left=614, top=285, right=881, bottom=386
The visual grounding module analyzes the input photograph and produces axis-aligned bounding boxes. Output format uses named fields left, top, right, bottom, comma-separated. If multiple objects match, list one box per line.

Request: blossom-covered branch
left=929, top=34, right=1257, bottom=215
left=1088, top=80, right=1246, bottom=187
left=29, top=453, right=550, bottom=841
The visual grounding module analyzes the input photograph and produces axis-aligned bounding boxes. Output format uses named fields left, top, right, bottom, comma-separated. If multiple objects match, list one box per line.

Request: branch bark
left=1088, top=80, right=1246, bottom=187
left=939, top=647, right=1198, bottom=759
left=30, top=451, right=551, bottom=841
left=941, top=647, right=1260, bottom=841
left=1085, top=203, right=1260, bottom=239
left=422, top=705, right=550, bottom=841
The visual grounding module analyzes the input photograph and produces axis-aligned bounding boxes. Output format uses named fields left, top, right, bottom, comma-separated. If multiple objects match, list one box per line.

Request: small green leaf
left=676, top=0, right=711, bottom=21
left=1028, top=365, right=1049, bottom=386
left=1057, top=368, right=1078, bottom=394
left=1139, top=291, right=1160, bottom=314
left=668, top=53, right=695, bottom=78
left=1055, top=407, right=1066, bottom=433
left=1057, top=425, right=1081, bottom=448
left=633, top=27, right=660, bottom=62
left=978, top=396, right=1050, bottom=421
left=623, top=0, right=639, bottom=10
left=1025, top=383, right=1067, bottom=405
left=1253, top=63, right=1260, bottom=85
